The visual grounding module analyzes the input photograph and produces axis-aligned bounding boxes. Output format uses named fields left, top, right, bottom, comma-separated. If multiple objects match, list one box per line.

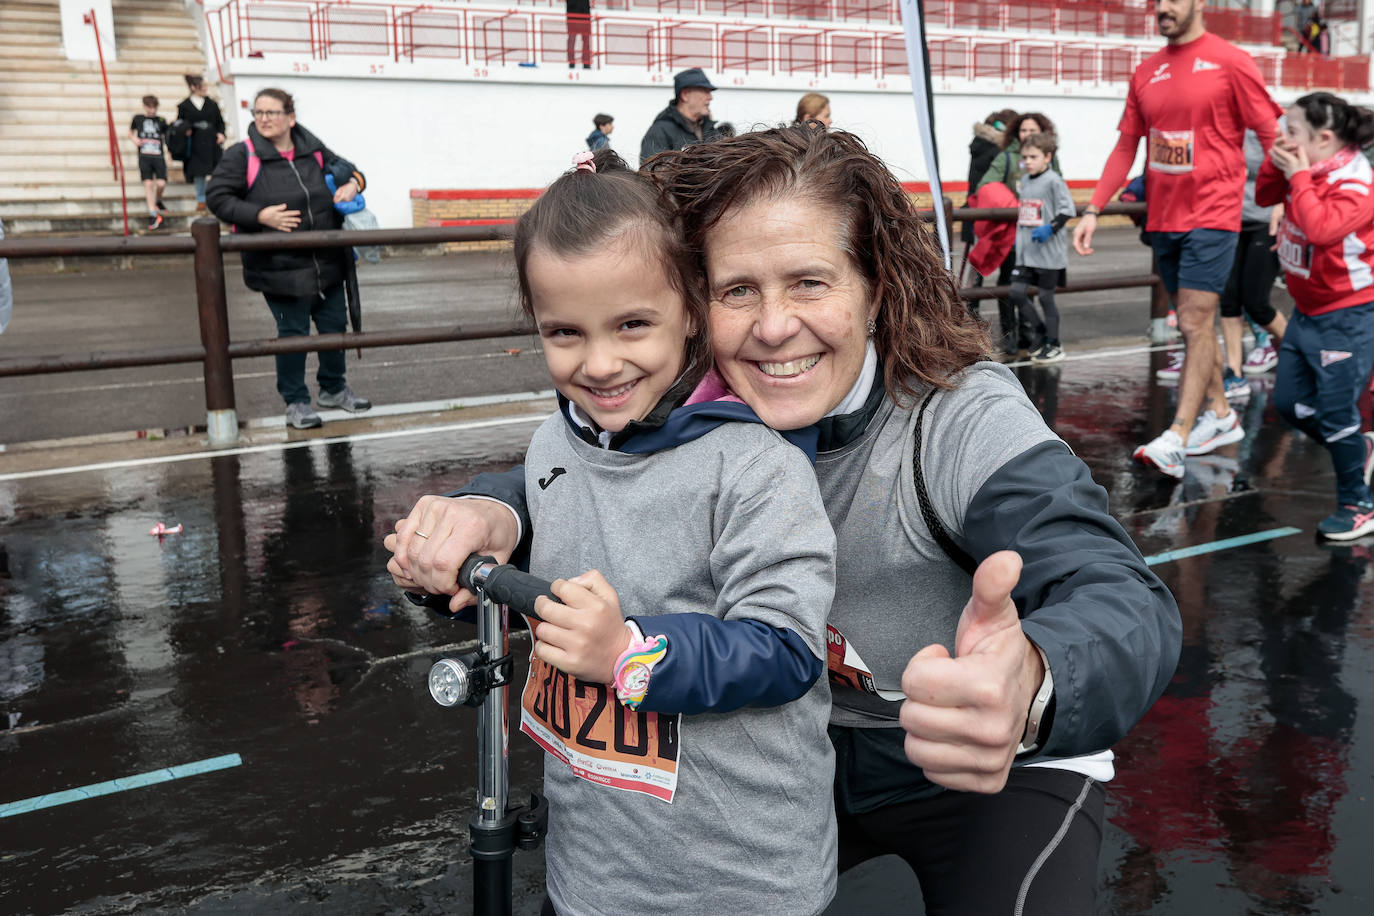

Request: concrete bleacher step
left=4, top=211, right=203, bottom=236
left=1, top=188, right=198, bottom=218
left=0, top=0, right=225, bottom=239
left=2, top=167, right=189, bottom=185
left=0, top=138, right=112, bottom=155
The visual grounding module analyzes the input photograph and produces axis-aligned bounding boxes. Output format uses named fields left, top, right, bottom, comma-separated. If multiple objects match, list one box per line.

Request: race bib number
left=1275, top=220, right=1313, bottom=279
left=520, top=646, right=680, bottom=803
left=825, top=624, right=905, bottom=701
left=1148, top=128, right=1194, bottom=174
left=1018, top=198, right=1045, bottom=227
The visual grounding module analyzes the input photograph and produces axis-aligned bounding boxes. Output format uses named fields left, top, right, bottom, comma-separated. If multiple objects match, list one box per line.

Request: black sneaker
left=1032, top=342, right=1065, bottom=365
left=146, top=214, right=163, bottom=231
left=156, top=199, right=168, bottom=213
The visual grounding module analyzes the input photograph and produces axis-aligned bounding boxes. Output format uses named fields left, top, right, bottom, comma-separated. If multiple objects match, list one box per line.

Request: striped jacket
left=1257, top=144, right=1374, bottom=315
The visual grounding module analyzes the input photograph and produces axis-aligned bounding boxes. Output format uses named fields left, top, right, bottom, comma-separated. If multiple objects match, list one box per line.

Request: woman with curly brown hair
left=387, top=126, right=1179, bottom=916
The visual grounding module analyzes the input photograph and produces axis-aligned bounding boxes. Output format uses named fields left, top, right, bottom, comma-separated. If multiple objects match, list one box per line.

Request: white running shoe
left=1134, top=429, right=1187, bottom=478
left=1242, top=341, right=1279, bottom=375
left=1155, top=349, right=1185, bottom=381
left=1185, top=409, right=1245, bottom=456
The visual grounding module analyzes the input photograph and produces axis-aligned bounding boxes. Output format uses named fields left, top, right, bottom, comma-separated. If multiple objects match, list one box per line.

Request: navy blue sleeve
left=627, top=614, right=824, bottom=715
left=959, top=439, right=1182, bottom=759
left=450, top=465, right=532, bottom=570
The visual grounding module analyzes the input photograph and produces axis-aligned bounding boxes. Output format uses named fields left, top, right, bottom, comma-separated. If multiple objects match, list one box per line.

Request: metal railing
left=204, top=0, right=1290, bottom=44
left=0, top=202, right=1155, bottom=447
left=203, top=0, right=1367, bottom=90
left=84, top=9, right=130, bottom=237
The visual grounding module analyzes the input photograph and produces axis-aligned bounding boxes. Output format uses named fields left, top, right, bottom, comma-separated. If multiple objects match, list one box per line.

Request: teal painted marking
left=0, top=753, right=242, bottom=819
left=1144, top=527, right=1303, bottom=566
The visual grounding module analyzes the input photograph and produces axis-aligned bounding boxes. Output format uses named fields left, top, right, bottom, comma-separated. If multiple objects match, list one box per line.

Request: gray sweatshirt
left=816, top=364, right=1178, bottom=809
left=523, top=412, right=838, bottom=916
left=1015, top=167, right=1076, bottom=270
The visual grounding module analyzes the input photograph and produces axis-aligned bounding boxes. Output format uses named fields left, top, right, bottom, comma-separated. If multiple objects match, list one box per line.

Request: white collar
left=825, top=340, right=879, bottom=419
left=565, top=400, right=615, bottom=448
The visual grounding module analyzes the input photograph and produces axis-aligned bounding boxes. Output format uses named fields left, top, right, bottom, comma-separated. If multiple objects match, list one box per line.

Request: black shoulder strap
left=913, top=388, right=978, bottom=578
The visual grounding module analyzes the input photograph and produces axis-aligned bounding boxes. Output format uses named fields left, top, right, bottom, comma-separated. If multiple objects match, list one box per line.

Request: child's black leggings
left=1010, top=265, right=1061, bottom=344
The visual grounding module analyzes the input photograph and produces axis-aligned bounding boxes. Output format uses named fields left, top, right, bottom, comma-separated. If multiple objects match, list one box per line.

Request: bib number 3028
left=520, top=652, right=681, bottom=802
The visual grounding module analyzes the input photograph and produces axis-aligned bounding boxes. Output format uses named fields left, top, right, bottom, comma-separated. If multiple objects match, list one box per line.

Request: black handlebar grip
left=481, top=565, right=558, bottom=620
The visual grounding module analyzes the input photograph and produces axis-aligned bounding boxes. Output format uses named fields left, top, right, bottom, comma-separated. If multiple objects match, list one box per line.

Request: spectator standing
left=207, top=88, right=372, bottom=430
left=795, top=92, right=831, bottom=127
left=1293, top=0, right=1317, bottom=40
left=976, top=112, right=1062, bottom=355
left=640, top=68, right=718, bottom=163
left=566, top=0, right=591, bottom=70
left=963, top=109, right=1015, bottom=247
left=586, top=113, right=613, bottom=151
left=1011, top=132, right=1076, bottom=364
left=129, top=95, right=169, bottom=231
left=1305, top=12, right=1330, bottom=55
left=177, top=75, right=226, bottom=214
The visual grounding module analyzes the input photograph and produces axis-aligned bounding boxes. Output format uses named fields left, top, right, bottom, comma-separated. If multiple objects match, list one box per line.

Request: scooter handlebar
left=458, top=554, right=557, bottom=620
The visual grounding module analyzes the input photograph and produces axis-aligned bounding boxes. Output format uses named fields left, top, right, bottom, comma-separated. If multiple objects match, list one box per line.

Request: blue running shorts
left=1149, top=228, right=1238, bottom=296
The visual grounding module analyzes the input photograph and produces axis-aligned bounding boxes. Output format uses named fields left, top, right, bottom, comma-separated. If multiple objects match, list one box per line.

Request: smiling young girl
left=1257, top=92, right=1374, bottom=539
left=510, top=149, right=838, bottom=915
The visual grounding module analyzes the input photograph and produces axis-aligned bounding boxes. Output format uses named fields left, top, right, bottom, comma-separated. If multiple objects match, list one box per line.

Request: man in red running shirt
left=1074, top=0, right=1282, bottom=479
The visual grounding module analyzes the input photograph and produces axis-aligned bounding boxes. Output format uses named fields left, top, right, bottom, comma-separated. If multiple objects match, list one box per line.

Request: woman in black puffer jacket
left=207, top=87, right=371, bottom=430
left=962, top=109, right=1014, bottom=245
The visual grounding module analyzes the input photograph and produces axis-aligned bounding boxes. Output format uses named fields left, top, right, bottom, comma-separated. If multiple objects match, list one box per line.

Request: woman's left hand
left=898, top=551, right=1044, bottom=793
left=333, top=179, right=359, bottom=204
left=216, top=132, right=226, bottom=145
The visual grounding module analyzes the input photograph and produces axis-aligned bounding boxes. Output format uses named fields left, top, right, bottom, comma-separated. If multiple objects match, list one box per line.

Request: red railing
left=206, top=0, right=1292, bottom=44
left=206, top=0, right=1367, bottom=91
left=84, top=9, right=130, bottom=237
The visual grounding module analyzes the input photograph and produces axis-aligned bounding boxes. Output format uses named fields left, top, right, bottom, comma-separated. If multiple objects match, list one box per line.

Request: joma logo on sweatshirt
left=538, top=467, right=567, bottom=490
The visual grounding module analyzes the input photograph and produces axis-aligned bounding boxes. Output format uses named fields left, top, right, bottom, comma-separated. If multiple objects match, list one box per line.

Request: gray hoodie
left=523, top=411, right=838, bottom=916
left=1015, top=166, right=1076, bottom=270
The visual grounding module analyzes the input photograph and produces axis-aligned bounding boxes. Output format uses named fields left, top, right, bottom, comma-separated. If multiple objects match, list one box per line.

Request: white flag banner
left=898, top=0, right=950, bottom=270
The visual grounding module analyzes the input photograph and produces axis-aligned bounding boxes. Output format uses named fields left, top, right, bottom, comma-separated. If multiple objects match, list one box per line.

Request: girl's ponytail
left=1351, top=106, right=1374, bottom=149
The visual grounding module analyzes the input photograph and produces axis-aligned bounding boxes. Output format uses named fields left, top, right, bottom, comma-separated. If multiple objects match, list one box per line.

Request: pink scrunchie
left=572, top=151, right=596, bottom=173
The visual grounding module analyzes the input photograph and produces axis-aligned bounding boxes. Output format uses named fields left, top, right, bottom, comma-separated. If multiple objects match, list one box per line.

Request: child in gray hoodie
left=510, top=148, right=838, bottom=915
left=1011, top=131, right=1077, bottom=364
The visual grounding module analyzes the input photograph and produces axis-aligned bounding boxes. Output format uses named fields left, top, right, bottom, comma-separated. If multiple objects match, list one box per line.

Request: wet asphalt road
left=2, top=237, right=1372, bottom=915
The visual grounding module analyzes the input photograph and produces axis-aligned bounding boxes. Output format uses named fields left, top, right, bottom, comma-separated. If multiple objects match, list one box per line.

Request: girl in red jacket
left=1257, top=92, right=1374, bottom=539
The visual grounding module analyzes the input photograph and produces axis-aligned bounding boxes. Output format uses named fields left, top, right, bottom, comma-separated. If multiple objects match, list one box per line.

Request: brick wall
left=410, top=189, right=537, bottom=252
